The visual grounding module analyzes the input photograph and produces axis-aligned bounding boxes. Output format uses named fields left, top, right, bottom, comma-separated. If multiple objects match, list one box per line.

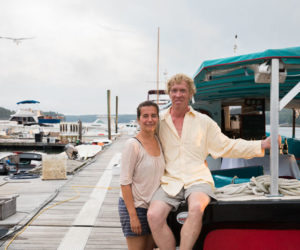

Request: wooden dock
left=0, top=141, right=66, bottom=153
left=1, top=135, right=129, bottom=249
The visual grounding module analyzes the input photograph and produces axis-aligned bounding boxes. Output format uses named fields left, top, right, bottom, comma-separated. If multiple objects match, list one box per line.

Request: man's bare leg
left=180, top=192, right=210, bottom=250
left=147, top=200, right=176, bottom=250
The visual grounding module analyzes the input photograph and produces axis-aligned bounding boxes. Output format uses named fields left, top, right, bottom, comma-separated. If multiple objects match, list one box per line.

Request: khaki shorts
left=151, top=183, right=216, bottom=211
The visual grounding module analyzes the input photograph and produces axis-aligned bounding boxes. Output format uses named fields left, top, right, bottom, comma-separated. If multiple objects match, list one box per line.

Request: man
left=147, top=73, right=273, bottom=250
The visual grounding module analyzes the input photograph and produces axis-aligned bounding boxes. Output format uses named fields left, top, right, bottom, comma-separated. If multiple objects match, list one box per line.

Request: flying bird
left=0, top=36, right=35, bottom=45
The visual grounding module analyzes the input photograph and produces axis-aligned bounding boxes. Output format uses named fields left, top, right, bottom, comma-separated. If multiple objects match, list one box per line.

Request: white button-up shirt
left=158, top=106, right=264, bottom=197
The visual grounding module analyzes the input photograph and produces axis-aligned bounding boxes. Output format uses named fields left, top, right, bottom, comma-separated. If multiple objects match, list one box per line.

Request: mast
left=156, top=27, right=160, bottom=104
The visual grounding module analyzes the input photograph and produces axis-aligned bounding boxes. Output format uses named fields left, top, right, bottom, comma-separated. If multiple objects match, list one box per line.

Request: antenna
left=233, top=34, right=238, bottom=55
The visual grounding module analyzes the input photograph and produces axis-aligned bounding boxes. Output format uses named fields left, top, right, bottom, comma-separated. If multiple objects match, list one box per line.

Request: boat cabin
left=192, top=47, right=300, bottom=167
left=169, top=46, right=300, bottom=249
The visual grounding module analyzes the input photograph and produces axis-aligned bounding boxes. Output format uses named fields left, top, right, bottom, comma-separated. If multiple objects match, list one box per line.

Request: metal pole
left=115, top=96, right=118, bottom=134
left=292, top=109, right=296, bottom=138
left=270, top=59, right=279, bottom=196
left=156, top=27, right=160, bottom=104
left=107, top=90, right=111, bottom=140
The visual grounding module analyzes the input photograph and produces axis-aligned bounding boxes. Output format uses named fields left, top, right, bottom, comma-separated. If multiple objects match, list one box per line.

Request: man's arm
left=207, top=120, right=264, bottom=159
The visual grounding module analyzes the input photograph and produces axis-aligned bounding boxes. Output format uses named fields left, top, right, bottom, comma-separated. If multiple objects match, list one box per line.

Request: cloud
left=1, top=0, right=300, bottom=114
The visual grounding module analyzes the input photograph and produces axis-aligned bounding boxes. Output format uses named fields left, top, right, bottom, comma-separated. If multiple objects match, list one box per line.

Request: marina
left=0, top=46, right=299, bottom=249
left=2, top=1, right=300, bottom=249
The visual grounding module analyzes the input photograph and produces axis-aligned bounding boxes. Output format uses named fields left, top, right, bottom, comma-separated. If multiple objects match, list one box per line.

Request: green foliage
left=0, top=107, right=14, bottom=119
left=43, top=111, right=64, bottom=116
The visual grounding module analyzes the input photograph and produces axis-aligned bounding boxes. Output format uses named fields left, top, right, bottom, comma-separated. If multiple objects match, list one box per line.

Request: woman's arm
left=121, top=184, right=142, bottom=235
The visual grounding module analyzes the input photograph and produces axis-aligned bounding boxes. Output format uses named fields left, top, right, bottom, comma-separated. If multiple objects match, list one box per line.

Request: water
left=266, top=125, right=300, bottom=139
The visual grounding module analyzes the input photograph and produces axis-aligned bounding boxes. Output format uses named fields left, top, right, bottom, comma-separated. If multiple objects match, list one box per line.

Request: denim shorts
left=118, top=197, right=151, bottom=237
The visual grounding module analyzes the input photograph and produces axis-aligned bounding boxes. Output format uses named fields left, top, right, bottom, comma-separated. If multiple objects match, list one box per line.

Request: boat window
left=223, top=106, right=241, bottom=139
left=222, top=99, right=266, bottom=140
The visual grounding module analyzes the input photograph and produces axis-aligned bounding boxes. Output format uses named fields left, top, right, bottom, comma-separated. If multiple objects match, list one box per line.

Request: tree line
left=0, top=107, right=14, bottom=119
left=265, top=109, right=300, bottom=125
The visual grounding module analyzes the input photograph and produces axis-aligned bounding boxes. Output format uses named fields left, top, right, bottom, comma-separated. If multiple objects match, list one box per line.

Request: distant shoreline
left=268, top=124, right=300, bottom=127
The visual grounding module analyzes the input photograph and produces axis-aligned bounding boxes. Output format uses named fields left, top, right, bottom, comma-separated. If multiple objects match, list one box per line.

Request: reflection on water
left=266, top=125, right=300, bottom=139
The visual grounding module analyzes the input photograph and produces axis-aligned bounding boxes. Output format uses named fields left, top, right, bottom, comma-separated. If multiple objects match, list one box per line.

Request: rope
left=215, top=175, right=300, bottom=198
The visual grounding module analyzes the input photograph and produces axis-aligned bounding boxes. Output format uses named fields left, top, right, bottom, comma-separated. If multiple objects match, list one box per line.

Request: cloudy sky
left=1, top=0, right=299, bottom=115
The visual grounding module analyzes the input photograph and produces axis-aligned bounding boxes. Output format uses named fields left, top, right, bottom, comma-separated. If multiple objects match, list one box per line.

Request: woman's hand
left=130, top=214, right=142, bottom=235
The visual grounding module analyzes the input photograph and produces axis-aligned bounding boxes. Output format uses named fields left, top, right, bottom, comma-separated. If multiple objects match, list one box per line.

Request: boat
left=0, top=152, right=18, bottom=174
left=9, top=100, right=63, bottom=125
left=0, top=151, right=42, bottom=174
left=91, top=138, right=112, bottom=146
left=9, top=100, right=42, bottom=125
left=85, top=118, right=109, bottom=130
left=38, top=115, right=63, bottom=124
left=83, top=116, right=116, bottom=135
left=119, top=120, right=139, bottom=135
left=147, top=89, right=172, bottom=111
left=168, top=46, right=300, bottom=249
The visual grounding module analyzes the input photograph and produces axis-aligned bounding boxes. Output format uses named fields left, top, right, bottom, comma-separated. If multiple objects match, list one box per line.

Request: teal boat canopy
left=193, top=46, right=300, bottom=106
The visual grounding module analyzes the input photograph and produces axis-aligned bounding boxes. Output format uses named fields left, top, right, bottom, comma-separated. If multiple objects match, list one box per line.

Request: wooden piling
left=107, top=90, right=111, bottom=140
left=115, top=96, right=118, bottom=134
left=78, top=120, right=82, bottom=142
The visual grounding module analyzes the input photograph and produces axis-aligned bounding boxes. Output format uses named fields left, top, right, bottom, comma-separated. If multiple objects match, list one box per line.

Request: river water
left=266, top=125, right=300, bottom=139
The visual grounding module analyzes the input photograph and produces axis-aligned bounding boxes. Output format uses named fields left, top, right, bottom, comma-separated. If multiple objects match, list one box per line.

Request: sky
left=1, top=0, right=300, bottom=115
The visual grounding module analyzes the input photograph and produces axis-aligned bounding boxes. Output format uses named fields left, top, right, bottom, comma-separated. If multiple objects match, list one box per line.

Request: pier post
left=115, top=96, right=118, bottom=134
left=107, top=90, right=111, bottom=140
left=78, top=120, right=82, bottom=143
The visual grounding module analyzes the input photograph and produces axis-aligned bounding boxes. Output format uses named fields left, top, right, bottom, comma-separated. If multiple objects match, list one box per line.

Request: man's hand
left=261, top=135, right=282, bottom=149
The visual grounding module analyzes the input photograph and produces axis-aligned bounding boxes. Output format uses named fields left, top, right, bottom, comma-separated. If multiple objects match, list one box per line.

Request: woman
left=118, top=101, right=165, bottom=250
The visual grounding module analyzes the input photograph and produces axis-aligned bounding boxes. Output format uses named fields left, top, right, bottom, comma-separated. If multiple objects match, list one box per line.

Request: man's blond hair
left=166, top=73, right=196, bottom=96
